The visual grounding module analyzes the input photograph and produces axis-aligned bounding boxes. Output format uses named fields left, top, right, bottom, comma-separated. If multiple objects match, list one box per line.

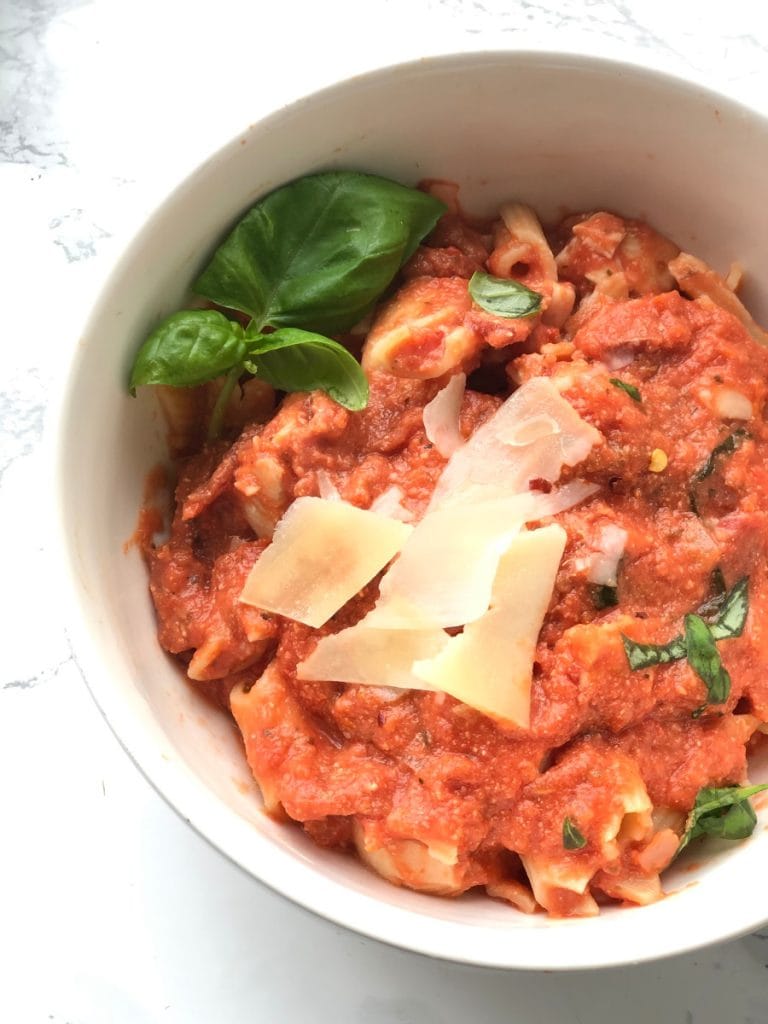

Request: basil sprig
left=468, top=271, right=542, bottom=318
left=609, top=378, right=642, bottom=403
left=678, top=784, right=768, bottom=854
left=621, top=577, right=748, bottom=706
left=130, top=316, right=368, bottom=411
left=129, top=171, right=446, bottom=416
left=562, top=817, right=587, bottom=850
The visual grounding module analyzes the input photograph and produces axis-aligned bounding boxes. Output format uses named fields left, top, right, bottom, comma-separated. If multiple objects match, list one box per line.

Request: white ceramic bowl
left=58, top=51, right=768, bottom=970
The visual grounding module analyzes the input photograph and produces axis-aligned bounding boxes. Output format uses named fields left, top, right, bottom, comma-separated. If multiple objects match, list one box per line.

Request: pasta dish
left=135, top=175, right=768, bottom=917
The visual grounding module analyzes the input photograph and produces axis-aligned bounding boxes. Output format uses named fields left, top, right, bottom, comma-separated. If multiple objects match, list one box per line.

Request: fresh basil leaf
left=247, top=327, right=369, bottom=411
left=622, top=576, right=749, bottom=676
left=621, top=633, right=686, bottom=670
left=710, top=576, right=749, bottom=641
left=678, top=783, right=768, bottom=853
left=194, top=171, right=445, bottom=334
left=684, top=614, right=731, bottom=704
left=129, top=310, right=246, bottom=389
left=609, top=378, right=642, bottom=403
left=695, top=428, right=749, bottom=481
left=591, top=584, right=618, bottom=609
left=562, top=817, right=587, bottom=850
left=468, top=271, right=542, bottom=318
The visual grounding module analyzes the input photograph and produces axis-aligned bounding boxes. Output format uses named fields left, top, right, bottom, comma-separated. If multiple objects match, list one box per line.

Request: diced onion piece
left=412, top=525, right=567, bottom=727
left=587, top=524, right=628, bottom=587
left=239, top=496, right=412, bottom=628
left=422, top=372, right=466, bottom=457
left=369, top=486, right=414, bottom=523
left=315, top=469, right=341, bottom=501
left=713, top=387, right=753, bottom=421
left=297, top=624, right=448, bottom=688
left=367, top=487, right=589, bottom=630
left=428, top=377, right=601, bottom=511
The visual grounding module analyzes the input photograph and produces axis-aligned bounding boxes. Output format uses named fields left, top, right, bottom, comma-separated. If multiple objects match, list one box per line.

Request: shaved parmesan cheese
left=428, top=377, right=601, bottom=511
left=367, top=485, right=594, bottom=630
left=587, top=524, right=628, bottom=587
left=423, top=373, right=466, bottom=457
left=367, top=498, right=523, bottom=629
left=297, top=624, right=448, bottom=688
left=413, top=525, right=567, bottom=728
left=239, top=496, right=411, bottom=628
left=369, top=486, right=414, bottom=522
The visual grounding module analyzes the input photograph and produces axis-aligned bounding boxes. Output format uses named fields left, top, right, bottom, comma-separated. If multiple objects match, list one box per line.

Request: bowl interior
left=59, top=51, right=768, bottom=969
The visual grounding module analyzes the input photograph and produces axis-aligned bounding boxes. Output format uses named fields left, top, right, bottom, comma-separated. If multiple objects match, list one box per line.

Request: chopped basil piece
left=591, top=584, right=619, bottom=609
left=562, top=817, right=587, bottom=850
left=678, top=784, right=768, bottom=854
left=694, top=428, right=749, bottom=481
left=684, top=614, right=731, bottom=704
left=468, top=271, right=542, bottom=318
left=709, top=576, right=749, bottom=641
left=609, top=378, right=641, bottom=403
left=621, top=577, right=748, bottom=687
left=621, top=633, right=686, bottom=670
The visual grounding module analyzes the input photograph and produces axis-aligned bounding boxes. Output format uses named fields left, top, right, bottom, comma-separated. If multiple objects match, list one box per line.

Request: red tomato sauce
left=144, top=205, right=768, bottom=915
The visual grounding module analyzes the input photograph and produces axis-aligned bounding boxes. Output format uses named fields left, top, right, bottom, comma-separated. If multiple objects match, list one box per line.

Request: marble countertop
left=4, top=1, right=768, bottom=1020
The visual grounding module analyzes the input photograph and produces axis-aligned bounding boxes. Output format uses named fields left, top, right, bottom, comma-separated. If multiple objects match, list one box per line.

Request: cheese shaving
left=367, top=484, right=595, bottom=630
left=428, top=377, right=601, bottom=511
left=297, top=625, right=448, bottom=688
left=412, top=525, right=567, bottom=727
left=239, top=496, right=411, bottom=628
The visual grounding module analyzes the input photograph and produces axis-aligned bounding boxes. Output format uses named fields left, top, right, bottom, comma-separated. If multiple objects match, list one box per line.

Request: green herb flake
left=694, top=428, right=749, bottom=481
left=621, top=633, right=686, bottom=670
left=609, top=378, right=642, bottom=403
left=684, top=614, right=731, bottom=704
left=621, top=577, right=748, bottom=689
left=710, top=576, right=749, bottom=641
left=563, top=817, right=587, bottom=850
left=678, top=784, right=768, bottom=854
left=468, top=271, right=542, bottom=319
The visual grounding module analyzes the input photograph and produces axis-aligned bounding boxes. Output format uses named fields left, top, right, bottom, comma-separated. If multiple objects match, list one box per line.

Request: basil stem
left=206, top=365, right=242, bottom=442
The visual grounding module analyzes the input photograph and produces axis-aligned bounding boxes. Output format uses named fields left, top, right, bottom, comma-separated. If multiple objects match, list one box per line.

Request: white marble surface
left=5, top=1, right=768, bottom=1020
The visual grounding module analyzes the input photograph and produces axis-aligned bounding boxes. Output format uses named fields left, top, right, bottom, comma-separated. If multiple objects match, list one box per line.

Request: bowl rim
left=56, top=47, right=768, bottom=970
